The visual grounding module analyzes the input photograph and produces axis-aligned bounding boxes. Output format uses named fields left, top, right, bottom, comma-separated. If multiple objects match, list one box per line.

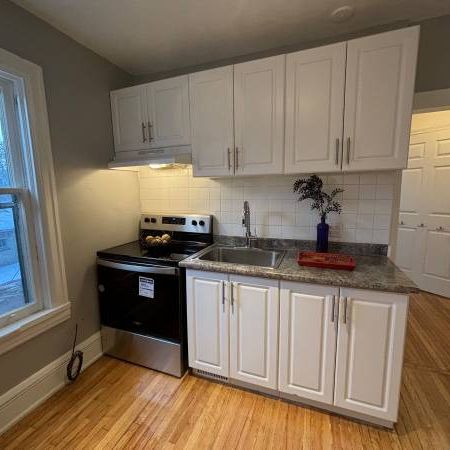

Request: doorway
left=394, top=110, right=450, bottom=298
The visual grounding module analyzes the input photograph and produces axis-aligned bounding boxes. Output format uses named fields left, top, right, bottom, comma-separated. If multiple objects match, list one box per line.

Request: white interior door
left=234, top=55, right=285, bottom=175
left=110, top=85, right=149, bottom=152
left=146, top=75, right=190, bottom=148
left=189, top=66, right=234, bottom=177
left=229, top=275, right=279, bottom=389
left=343, top=27, right=419, bottom=171
left=420, top=129, right=450, bottom=297
left=395, top=128, right=450, bottom=297
left=334, top=289, right=408, bottom=421
left=186, top=270, right=229, bottom=377
left=279, top=282, right=339, bottom=405
left=285, top=43, right=346, bottom=174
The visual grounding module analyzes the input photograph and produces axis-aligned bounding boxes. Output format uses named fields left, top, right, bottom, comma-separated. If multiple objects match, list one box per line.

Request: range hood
left=108, top=145, right=192, bottom=170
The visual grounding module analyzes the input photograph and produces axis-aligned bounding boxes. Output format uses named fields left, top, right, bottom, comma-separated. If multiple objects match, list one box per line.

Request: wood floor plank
left=0, top=291, right=449, bottom=449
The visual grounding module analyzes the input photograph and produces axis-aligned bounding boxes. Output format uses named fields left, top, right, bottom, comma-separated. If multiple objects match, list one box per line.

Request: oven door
left=97, top=259, right=181, bottom=342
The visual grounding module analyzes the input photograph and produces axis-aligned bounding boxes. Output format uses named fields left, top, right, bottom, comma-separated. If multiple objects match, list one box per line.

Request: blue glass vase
left=316, top=216, right=329, bottom=253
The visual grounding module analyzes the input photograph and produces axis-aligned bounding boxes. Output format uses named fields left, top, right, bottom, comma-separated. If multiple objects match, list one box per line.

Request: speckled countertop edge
left=180, top=245, right=418, bottom=294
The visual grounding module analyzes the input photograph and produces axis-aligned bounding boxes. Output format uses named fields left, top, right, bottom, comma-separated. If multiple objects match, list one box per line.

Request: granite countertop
left=180, top=246, right=418, bottom=294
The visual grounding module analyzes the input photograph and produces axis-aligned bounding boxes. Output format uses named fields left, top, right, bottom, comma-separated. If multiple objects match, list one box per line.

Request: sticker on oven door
left=139, top=276, right=154, bottom=298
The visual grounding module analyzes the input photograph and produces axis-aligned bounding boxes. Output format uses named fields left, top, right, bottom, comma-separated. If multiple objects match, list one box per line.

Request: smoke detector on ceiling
left=330, top=6, right=354, bottom=23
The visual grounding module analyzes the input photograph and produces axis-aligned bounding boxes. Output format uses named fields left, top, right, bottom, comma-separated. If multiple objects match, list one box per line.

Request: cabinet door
left=229, top=275, right=279, bottom=389
left=146, top=75, right=190, bottom=148
left=110, top=85, right=149, bottom=152
left=186, top=270, right=229, bottom=377
left=334, top=288, right=408, bottom=421
left=189, top=67, right=235, bottom=177
left=279, top=282, right=339, bottom=404
left=234, top=56, right=285, bottom=175
left=343, top=27, right=419, bottom=171
left=285, top=43, right=346, bottom=174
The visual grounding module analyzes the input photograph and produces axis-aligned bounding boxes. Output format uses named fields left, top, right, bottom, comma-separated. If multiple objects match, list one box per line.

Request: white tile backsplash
left=138, top=166, right=399, bottom=245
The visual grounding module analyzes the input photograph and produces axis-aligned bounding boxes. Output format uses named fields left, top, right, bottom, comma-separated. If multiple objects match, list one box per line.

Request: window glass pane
left=0, top=88, right=13, bottom=188
left=0, top=194, right=28, bottom=316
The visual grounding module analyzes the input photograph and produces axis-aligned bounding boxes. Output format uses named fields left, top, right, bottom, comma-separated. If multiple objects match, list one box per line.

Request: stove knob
left=144, top=217, right=150, bottom=223
left=151, top=218, right=157, bottom=223
left=199, top=220, right=205, bottom=226
left=191, top=220, right=198, bottom=226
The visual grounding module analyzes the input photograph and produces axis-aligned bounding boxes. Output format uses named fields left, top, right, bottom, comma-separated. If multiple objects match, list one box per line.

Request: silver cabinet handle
left=346, top=137, right=351, bottom=164
left=227, top=148, right=232, bottom=171
left=221, top=281, right=226, bottom=313
left=142, top=122, right=147, bottom=142
left=436, top=226, right=445, bottom=231
left=231, top=282, right=236, bottom=314
left=148, top=121, right=153, bottom=141
left=343, top=297, right=348, bottom=324
left=335, top=138, right=340, bottom=165
left=331, top=295, right=336, bottom=323
left=235, top=147, right=239, bottom=170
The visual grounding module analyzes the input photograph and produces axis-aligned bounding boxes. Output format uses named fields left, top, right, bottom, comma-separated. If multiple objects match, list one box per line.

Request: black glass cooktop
left=97, top=240, right=204, bottom=267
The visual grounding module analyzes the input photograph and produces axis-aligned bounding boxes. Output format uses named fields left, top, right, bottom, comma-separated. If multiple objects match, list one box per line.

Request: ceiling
left=11, top=0, right=450, bottom=76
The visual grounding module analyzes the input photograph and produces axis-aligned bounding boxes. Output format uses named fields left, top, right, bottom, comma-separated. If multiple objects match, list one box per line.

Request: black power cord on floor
left=67, top=324, right=83, bottom=382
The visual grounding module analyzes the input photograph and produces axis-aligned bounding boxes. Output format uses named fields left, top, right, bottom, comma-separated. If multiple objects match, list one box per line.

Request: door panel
left=234, top=56, right=285, bottom=175
left=146, top=76, right=190, bottom=148
left=186, top=271, right=229, bottom=377
left=335, top=289, right=408, bottom=421
left=396, top=128, right=450, bottom=297
left=343, top=27, right=419, bottom=171
left=189, top=67, right=234, bottom=177
left=285, top=43, right=346, bottom=173
left=110, top=86, right=149, bottom=152
left=229, top=275, right=279, bottom=389
left=279, top=282, right=339, bottom=404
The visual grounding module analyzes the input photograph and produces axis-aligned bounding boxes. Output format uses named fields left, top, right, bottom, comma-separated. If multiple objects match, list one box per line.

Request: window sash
left=0, top=187, right=42, bottom=327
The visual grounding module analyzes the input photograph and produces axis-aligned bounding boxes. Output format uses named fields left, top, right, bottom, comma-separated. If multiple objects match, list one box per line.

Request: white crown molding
left=0, top=331, right=103, bottom=436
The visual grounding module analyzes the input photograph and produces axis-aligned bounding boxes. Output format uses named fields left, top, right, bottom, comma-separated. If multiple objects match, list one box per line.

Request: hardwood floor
left=1, top=291, right=449, bottom=449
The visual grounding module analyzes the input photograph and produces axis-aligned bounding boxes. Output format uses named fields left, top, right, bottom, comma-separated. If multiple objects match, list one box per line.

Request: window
left=0, top=75, right=41, bottom=325
left=0, top=48, right=69, bottom=353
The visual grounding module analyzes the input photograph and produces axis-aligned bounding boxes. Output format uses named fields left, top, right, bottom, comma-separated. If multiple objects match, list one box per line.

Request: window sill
left=0, top=303, right=71, bottom=356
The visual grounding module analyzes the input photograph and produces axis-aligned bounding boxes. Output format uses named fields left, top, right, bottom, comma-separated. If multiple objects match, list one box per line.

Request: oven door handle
left=97, top=258, right=178, bottom=275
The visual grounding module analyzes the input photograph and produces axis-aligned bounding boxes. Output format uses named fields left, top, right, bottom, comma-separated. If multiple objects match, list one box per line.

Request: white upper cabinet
left=145, top=75, right=190, bottom=148
left=110, top=85, right=149, bottom=153
left=229, top=275, right=279, bottom=389
left=110, top=26, right=418, bottom=174
left=279, top=282, right=339, bottom=404
left=343, top=27, right=419, bottom=171
left=234, top=56, right=285, bottom=175
left=334, top=288, right=408, bottom=421
left=186, top=270, right=229, bottom=377
left=190, top=66, right=234, bottom=177
left=285, top=43, right=346, bottom=174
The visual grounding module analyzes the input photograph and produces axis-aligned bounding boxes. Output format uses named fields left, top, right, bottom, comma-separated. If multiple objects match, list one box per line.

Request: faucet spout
left=242, top=201, right=256, bottom=247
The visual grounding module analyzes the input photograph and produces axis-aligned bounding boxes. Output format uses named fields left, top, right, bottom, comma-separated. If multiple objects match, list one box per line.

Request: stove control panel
left=141, top=214, right=213, bottom=234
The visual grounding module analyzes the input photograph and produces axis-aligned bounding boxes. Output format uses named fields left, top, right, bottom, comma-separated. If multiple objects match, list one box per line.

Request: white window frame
left=0, top=47, right=70, bottom=355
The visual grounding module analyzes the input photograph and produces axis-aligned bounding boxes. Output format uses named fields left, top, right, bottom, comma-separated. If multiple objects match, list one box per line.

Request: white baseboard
left=0, top=331, right=103, bottom=436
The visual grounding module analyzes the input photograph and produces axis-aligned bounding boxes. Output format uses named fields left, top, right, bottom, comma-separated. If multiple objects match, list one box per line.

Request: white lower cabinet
left=230, top=275, right=279, bottom=389
left=334, top=288, right=408, bottom=421
left=186, top=271, right=229, bottom=377
left=186, top=270, right=408, bottom=425
left=279, top=282, right=339, bottom=404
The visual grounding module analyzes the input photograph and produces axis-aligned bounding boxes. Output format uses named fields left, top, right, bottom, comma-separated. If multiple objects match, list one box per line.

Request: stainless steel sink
left=198, top=246, right=285, bottom=269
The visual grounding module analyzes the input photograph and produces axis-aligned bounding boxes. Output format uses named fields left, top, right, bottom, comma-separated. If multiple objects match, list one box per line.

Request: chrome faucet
left=242, top=201, right=257, bottom=247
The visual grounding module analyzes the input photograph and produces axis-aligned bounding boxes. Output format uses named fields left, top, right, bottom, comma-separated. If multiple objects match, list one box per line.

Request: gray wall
left=0, top=0, right=139, bottom=394
left=133, top=14, right=450, bottom=94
